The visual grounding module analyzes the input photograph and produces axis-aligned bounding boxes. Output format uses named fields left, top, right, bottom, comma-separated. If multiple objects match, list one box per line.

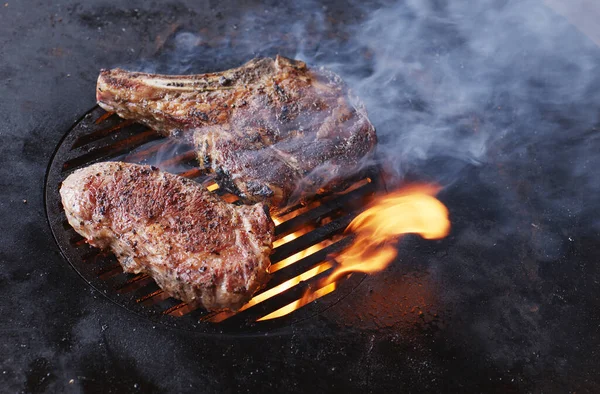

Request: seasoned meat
left=96, top=56, right=377, bottom=208
left=60, top=162, right=274, bottom=311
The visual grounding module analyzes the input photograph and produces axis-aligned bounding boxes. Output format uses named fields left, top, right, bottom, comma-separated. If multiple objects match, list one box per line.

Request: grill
left=45, top=106, right=386, bottom=334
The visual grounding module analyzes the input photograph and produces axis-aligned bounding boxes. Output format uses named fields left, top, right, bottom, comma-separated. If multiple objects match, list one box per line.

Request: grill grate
left=45, top=106, right=385, bottom=334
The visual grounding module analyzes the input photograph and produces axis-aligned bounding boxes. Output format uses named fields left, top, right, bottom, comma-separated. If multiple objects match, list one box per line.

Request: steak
left=96, top=56, right=377, bottom=209
left=60, top=162, right=274, bottom=311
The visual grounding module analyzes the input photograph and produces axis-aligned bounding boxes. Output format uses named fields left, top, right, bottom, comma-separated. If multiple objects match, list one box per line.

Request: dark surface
left=2, top=1, right=600, bottom=393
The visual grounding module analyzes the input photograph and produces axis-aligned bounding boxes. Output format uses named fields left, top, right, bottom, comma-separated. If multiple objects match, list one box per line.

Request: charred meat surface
left=60, top=162, right=274, bottom=311
left=97, top=56, right=377, bottom=208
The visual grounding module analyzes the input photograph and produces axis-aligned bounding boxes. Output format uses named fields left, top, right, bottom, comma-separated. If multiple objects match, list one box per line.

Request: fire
left=327, top=184, right=450, bottom=282
left=258, top=184, right=451, bottom=321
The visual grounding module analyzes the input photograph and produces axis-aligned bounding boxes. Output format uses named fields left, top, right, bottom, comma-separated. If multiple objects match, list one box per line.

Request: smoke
left=117, top=0, right=600, bottom=227
left=129, top=2, right=597, bottom=169
left=336, top=1, right=599, bottom=178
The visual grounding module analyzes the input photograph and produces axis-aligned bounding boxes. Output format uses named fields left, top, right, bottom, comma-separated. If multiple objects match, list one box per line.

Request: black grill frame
left=44, top=106, right=386, bottom=335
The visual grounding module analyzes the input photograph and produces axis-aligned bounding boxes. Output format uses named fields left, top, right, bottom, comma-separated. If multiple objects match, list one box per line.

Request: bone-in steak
left=60, top=162, right=274, bottom=311
left=96, top=56, right=377, bottom=208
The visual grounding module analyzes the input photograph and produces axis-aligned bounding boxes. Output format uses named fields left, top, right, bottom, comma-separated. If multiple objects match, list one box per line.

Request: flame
left=257, top=184, right=451, bottom=321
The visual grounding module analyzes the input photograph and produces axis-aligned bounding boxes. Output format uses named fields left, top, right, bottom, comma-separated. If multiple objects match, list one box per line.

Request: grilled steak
left=60, top=162, right=274, bottom=311
left=96, top=56, right=377, bottom=208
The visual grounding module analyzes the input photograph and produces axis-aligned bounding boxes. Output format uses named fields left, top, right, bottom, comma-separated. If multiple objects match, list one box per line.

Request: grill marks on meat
left=60, top=162, right=274, bottom=311
left=97, top=56, right=377, bottom=208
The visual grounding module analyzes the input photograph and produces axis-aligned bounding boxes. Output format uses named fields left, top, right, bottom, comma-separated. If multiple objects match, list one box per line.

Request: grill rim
left=45, top=106, right=382, bottom=336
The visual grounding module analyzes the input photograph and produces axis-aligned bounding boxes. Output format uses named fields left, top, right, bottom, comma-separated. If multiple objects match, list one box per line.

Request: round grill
left=45, top=107, right=384, bottom=334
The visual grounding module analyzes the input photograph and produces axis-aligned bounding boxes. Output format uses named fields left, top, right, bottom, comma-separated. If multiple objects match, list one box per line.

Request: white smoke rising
left=339, top=0, right=599, bottom=173
left=122, top=0, right=600, bottom=223
left=135, top=0, right=597, bottom=181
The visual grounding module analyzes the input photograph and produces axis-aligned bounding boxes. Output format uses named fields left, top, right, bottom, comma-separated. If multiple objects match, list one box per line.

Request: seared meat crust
left=60, top=162, right=274, bottom=311
left=97, top=56, right=376, bottom=208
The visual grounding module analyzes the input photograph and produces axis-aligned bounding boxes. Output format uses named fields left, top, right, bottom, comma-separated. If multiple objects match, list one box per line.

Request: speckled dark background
left=2, top=1, right=600, bottom=393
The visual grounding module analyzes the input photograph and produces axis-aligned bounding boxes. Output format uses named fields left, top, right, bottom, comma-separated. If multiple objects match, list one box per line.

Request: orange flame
left=327, top=184, right=450, bottom=282
left=258, top=184, right=451, bottom=321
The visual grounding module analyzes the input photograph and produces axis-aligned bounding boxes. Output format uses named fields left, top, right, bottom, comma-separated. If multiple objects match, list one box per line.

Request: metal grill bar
left=266, top=237, right=353, bottom=288
left=72, top=119, right=135, bottom=148
left=63, top=128, right=161, bottom=173
left=274, top=180, right=375, bottom=238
